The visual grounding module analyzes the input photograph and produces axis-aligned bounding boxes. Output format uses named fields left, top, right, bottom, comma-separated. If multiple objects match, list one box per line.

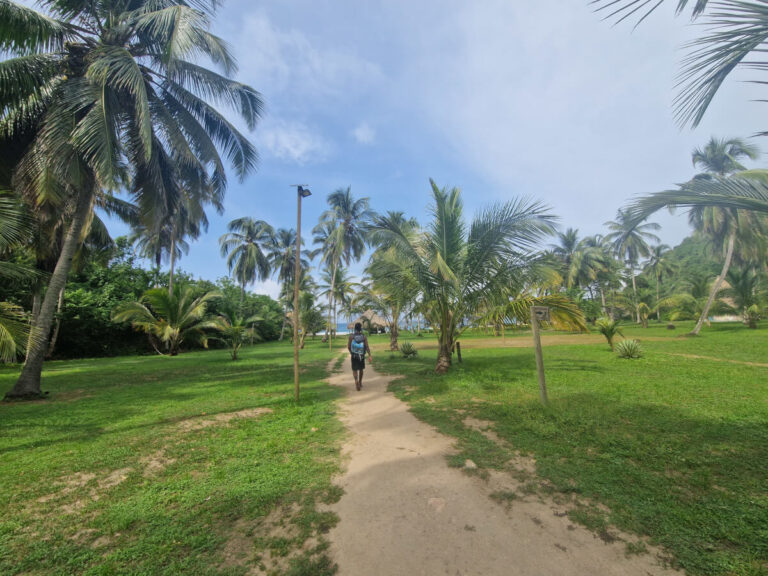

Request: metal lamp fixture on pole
left=293, top=185, right=311, bottom=402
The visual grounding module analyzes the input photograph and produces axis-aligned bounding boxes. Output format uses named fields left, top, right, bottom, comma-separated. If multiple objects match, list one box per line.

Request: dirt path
left=326, top=355, right=681, bottom=576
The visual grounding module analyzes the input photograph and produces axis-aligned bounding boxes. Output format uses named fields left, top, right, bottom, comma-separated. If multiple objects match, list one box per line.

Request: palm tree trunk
left=6, top=189, right=93, bottom=399
left=46, top=287, right=66, bottom=358
left=599, top=285, right=607, bottom=317
left=327, top=263, right=336, bottom=350
left=631, top=268, right=639, bottom=323
left=691, top=230, right=736, bottom=336
left=390, top=307, right=400, bottom=351
left=26, top=291, right=42, bottom=354
left=656, top=274, right=661, bottom=322
left=168, top=228, right=176, bottom=296
left=279, top=302, right=287, bottom=341
left=435, top=313, right=453, bottom=374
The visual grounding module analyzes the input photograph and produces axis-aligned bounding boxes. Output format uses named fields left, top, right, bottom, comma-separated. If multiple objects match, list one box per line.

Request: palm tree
left=370, top=180, right=556, bottom=373
left=313, top=187, right=373, bottom=349
left=644, top=244, right=676, bottom=321
left=212, top=305, right=262, bottom=361
left=671, top=139, right=760, bottom=334
left=112, top=285, right=219, bottom=356
left=604, top=209, right=660, bottom=323
left=267, top=228, right=309, bottom=340
left=722, top=266, right=764, bottom=325
left=692, top=137, right=759, bottom=176
left=318, top=265, right=356, bottom=338
left=2, top=0, right=261, bottom=399
left=219, top=218, right=275, bottom=305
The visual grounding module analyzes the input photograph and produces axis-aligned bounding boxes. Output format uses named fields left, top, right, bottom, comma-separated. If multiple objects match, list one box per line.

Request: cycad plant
left=370, top=180, right=556, bottom=373
left=595, top=317, right=624, bottom=351
left=2, top=0, right=261, bottom=398
left=212, top=306, right=262, bottom=361
left=112, top=285, right=219, bottom=356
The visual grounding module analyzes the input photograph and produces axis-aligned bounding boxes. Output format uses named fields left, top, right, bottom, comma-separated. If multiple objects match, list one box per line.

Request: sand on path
left=326, top=354, right=680, bottom=576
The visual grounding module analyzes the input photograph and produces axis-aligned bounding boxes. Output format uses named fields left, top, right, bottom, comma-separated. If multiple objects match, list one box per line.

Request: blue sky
left=106, top=1, right=763, bottom=298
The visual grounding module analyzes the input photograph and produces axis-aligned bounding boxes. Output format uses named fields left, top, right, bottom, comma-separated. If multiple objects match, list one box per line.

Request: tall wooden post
left=531, top=306, right=548, bottom=405
left=293, top=186, right=311, bottom=402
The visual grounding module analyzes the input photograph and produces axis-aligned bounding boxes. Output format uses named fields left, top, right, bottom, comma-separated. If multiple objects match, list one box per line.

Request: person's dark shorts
left=351, top=354, right=365, bottom=371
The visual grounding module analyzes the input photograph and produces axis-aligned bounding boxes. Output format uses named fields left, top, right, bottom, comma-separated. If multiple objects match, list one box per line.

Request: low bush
left=400, top=341, right=418, bottom=359
left=615, top=339, right=642, bottom=359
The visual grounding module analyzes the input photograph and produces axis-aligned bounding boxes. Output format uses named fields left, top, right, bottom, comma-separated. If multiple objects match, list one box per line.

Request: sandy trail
left=326, top=355, right=680, bottom=576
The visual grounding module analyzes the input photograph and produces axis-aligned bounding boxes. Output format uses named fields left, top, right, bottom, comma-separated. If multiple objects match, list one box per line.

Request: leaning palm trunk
left=46, top=287, right=66, bottom=358
left=691, top=230, right=735, bottom=336
left=7, top=189, right=93, bottom=399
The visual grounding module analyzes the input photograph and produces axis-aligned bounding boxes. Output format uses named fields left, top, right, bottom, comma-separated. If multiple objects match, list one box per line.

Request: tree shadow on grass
left=470, top=392, right=768, bottom=576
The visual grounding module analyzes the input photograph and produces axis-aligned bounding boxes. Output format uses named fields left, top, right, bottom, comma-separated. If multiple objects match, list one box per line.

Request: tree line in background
left=3, top=0, right=768, bottom=398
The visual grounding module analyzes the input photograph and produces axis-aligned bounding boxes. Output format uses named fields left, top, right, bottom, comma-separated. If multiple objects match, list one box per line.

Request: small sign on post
left=530, top=306, right=549, bottom=405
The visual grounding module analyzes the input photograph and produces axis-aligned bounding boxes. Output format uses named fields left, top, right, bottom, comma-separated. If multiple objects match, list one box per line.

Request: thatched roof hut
left=348, top=309, right=389, bottom=333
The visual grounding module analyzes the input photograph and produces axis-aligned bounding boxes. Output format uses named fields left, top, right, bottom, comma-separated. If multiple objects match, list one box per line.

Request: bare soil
left=326, top=355, right=682, bottom=576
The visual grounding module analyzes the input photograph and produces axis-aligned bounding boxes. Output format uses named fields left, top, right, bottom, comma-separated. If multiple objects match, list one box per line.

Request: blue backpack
left=351, top=334, right=366, bottom=358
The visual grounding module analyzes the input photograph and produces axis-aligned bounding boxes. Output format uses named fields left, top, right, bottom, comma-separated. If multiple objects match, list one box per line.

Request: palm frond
left=675, top=1, right=768, bottom=128
left=590, top=0, right=709, bottom=27
left=0, top=0, right=73, bottom=54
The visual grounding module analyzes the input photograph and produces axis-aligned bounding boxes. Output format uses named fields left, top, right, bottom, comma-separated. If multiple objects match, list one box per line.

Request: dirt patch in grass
left=140, top=449, right=176, bottom=477
left=219, top=502, right=314, bottom=575
left=34, top=468, right=132, bottom=515
left=664, top=352, right=768, bottom=368
left=177, top=408, right=272, bottom=432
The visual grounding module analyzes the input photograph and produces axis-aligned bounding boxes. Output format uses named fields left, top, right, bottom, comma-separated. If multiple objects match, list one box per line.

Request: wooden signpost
left=531, top=306, right=550, bottom=405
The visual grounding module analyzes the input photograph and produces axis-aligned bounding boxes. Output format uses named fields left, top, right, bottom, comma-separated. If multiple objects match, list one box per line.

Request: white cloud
left=258, top=119, right=331, bottom=165
left=230, top=11, right=383, bottom=100
left=352, top=122, right=376, bottom=145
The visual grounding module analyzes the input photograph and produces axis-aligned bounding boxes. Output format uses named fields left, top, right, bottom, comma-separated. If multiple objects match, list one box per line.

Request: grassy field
left=2, top=324, right=766, bottom=576
left=375, top=322, right=768, bottom=576
left=0, top=339, right=346, bottom=576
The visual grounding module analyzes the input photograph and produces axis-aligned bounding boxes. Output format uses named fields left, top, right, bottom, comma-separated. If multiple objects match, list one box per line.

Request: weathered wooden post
left=456, top=341, right=462, bottom=363
left=531, top=306, right=550, bottom=405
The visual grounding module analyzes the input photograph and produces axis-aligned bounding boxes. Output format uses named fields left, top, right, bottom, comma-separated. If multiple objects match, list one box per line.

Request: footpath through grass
left=0, top=339, right=345, bottom=576
left=376, top=323, right=768, bottom=576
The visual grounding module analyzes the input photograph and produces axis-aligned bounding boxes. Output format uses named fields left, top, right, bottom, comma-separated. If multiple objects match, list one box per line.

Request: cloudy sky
left=109, top=1, right=763, bottom=297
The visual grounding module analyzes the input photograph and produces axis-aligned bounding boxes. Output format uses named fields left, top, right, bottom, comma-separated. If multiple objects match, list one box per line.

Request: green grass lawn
left=376, top=322, right=768, bottom=576
left=0, top=339, right=346, bottom=576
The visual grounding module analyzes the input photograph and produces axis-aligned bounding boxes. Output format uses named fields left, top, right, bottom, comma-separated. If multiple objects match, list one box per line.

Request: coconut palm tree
left=370, top=180, right=556, bottom=373
left=219, top=218, right=275, bottom=305
left=2, top=0, right=261, bottom=399
left=644, top=244, right=676, bottom=321
left=267, top=228, right=309, bottom=340
left=313, top=187, right=373, bottom=349
left=604, top=209, right=661, bottom=323
left=318, top=265, right=356, bottom=338
left=112, top=285, right=219, bottom=356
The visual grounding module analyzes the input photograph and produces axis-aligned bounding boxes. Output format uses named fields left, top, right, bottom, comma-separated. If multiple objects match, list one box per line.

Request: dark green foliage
left=400, top=341, right=418, bottom=358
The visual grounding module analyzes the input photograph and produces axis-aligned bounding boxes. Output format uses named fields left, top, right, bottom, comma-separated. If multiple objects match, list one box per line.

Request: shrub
left=400, top=341, right=418, bottom=359
left=615, top=339, right=643, bottom=359
left=745, top=305, right=761, bottom=329
left=595, top=317, right=623, bottom=351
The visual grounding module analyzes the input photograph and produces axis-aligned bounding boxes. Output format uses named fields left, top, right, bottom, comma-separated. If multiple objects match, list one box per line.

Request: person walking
left=347, top=322, right=373, bottom=391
